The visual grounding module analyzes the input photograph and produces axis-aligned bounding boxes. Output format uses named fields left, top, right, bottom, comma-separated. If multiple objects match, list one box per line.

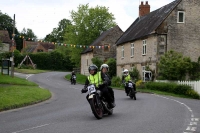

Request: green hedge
left=145, top=82, right=200, bottom=99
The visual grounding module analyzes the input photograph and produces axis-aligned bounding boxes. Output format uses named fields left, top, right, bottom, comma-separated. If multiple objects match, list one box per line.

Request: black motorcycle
left=124, top=81, right=136, bottom=100
left=71, top=75, right=76, bottom=85
left=84, top=84, right=113, bottom=119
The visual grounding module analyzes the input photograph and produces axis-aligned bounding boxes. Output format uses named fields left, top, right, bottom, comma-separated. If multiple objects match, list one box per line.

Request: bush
left=144, top=82, right=200, bottom=99
left=111, top=76, right=122, bottom=87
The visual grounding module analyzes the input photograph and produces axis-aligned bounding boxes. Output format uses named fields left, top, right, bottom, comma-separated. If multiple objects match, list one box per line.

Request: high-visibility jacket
left=124, top=74, right=131, bottom=83
left=87, top=72, right=103, bottom=87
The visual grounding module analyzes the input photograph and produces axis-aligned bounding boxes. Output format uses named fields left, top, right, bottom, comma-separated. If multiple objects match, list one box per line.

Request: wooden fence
left=178, top=80, right=200, bottom=95
left=155, top=80, right=200, bottom=95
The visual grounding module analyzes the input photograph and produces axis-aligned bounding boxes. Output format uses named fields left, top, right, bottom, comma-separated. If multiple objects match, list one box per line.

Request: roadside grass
left=0, top=85, right=51, bottom=111
left=0, top=74, right=37, bottom=86
left=14, top=68, right=50, bottom=74
left=0, top=74, right=51, bottom=112
left=65, top=73, right=196, bottom=99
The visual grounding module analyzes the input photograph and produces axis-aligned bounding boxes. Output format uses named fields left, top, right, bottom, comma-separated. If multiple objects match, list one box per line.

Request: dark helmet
left=88, top=64, right=98, bottom=74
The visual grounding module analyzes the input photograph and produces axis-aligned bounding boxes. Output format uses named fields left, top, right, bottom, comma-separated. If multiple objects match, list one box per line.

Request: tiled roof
left=116, top=0, right=181, bottom=45
left=81, top=25, right=120, bottom=54
left=25, top=41, right=55, bottom=53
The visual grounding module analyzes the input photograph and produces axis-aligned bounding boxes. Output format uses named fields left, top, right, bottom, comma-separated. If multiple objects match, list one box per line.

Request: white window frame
left=142, top=66, right=146, bottom=81
left=121, top=45, right=124, bottom=58
left=131, top=43, right=134, bottom=57
left=142, top=40, right=147, bottom=55
left=177, top=11, right=185, bottom=23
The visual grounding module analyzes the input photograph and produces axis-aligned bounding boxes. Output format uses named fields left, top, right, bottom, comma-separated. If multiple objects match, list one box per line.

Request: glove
left=81, top=87, right=88, bottom=93
left=103, top=81, right=108, bottom=85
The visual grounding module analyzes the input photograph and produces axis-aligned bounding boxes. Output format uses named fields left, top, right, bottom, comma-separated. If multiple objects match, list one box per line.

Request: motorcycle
left=71, top=75, right=76, bottom=85
left=84, top=84, right=113, bottom=119
left=124, top=81, right=136, bottom=100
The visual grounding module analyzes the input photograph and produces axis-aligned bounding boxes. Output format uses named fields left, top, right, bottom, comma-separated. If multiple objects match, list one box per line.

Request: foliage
left=111, top=76, right=122, bottom=87
left=144, top=82, right=200, bottom=99
left=158, top=50, right=192, bottom=80
left=64, top=4, right=116, bottom=67
left=91, top=57, right=103, bottom=70
left=105, top=58, right=116, bottom=78
left=189, top=61, right=200, bottom=80
left=44, top=19, right=72, bottom=43
left=129, top=67, right=140, bottom=82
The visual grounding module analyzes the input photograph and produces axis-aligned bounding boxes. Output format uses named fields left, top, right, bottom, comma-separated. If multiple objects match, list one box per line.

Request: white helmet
left=123, top=69, right=129, bottom=76
left=100, top=64, right=109, bottom=71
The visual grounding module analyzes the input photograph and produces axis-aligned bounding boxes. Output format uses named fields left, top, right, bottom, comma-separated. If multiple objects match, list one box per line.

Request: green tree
left=65, top=4, right=116, bottom=67
left=105, top=58, right=116, bottom=78
left=91, top=57, right=103, bottom=70
left=44, top=19, right=72, bottom=43
left=158, top=50, right=192, bottom=80
left=21, top=28, right=37, bottom=39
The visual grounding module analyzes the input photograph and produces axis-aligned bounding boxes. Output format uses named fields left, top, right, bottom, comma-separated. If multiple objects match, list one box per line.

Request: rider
left=81, top=64, right=115, bottom=108
left=100, top=64, right=115, bottom=106
left=70, top=71, right=76, bottom=83
left=122, top=69, right=133, bottom=96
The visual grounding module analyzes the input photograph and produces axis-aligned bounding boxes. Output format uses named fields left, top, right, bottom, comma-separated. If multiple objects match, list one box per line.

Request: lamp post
left=11, top=14, right=15, bottom=77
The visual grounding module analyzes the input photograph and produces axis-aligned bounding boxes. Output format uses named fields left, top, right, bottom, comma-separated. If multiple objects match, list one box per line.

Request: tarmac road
left=0, top=72, right=199, bottom=133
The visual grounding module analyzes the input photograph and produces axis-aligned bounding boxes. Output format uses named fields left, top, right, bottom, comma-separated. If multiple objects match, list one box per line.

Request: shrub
left=111, top=76, right=122, bottom=87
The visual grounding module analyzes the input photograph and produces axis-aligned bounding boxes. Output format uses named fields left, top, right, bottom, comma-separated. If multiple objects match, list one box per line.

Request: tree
left=105, top=58, right=116, bottom=78
left=91, top=57, right=103, bottom=70
left=158, top=50, right=192, bottom=80
left=44, top=19, right=72, bottom=43
left=65, top=4, right=116, bottom=67
left=21, top=28, right=37, bottom=39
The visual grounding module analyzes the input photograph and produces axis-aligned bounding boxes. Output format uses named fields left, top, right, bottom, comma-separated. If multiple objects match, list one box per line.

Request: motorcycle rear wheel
left=89, top=97, right=103, bottom=119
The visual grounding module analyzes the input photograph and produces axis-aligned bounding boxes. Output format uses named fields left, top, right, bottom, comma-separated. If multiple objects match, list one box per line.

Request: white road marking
left=26, top=74, right=33, bottom=79
left=12, top=123, right=51, bottom=133
left=152, top=94, right=199, bottom=132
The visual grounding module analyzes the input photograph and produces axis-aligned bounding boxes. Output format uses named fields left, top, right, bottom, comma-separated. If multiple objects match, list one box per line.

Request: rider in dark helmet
left=81, top=64, right=115, bottom=108
left=70, top=71, right=76, bottom=83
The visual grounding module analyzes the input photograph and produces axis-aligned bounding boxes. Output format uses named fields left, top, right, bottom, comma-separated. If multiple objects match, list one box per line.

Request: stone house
left=116, top=0, right=200, bottom=81
left=22, top=40, right=55, bottom=53
left=0, top=30, right=16, bottom=53
left=81, top=25, right=123, bottom=75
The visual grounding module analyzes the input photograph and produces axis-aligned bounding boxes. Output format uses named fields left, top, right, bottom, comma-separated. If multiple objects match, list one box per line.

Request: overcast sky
left=1, top=0, right=174, bottom=39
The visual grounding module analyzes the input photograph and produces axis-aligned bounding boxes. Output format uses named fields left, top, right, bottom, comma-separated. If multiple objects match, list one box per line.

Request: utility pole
left=11, top=14, right=15, bottom=77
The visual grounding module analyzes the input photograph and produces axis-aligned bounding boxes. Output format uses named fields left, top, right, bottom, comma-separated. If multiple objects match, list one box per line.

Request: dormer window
left=177, top=11, right=185, bottom=23
left=104, top=44, right=109, bottom=52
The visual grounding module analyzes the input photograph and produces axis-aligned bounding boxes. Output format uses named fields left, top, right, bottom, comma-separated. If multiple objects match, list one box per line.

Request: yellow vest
left=125, top=75, right=131, bottom=82
left=88, top=72, right=103, bottom=87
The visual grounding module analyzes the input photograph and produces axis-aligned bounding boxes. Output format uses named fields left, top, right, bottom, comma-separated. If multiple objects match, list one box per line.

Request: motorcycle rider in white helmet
left=122, top=69, right=135, bottom=96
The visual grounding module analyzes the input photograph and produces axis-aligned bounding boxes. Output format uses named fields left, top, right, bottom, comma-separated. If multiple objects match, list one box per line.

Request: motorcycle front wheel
left=89, top=96, right=103, bottom=119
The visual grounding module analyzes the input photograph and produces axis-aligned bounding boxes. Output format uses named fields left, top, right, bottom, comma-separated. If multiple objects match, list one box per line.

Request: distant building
left=22, top=40, right=55, bottom=53
left=81, top=25, right=123, bottom=75
left=0, top=30, right=16, bottom=53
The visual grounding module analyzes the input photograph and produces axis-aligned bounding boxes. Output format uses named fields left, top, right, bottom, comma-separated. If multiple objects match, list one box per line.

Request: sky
left=1, top=0, right=174, bottom=39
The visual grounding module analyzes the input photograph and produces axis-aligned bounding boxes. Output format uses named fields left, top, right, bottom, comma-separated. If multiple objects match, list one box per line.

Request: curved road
left=0, top=72, right=200, bottom=133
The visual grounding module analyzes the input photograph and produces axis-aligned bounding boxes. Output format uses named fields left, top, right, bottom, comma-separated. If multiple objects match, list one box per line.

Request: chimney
left=139, top=1, right=150, bottom=17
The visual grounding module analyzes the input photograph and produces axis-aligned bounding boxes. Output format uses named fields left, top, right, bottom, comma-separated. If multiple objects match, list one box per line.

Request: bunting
left=12, top=34, right=111, bottom=49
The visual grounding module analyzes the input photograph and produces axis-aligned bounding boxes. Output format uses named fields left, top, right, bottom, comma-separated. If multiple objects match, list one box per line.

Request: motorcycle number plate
left=88, top=85, right=96, bottom=93
left=128, top=83, right=133, bottom=88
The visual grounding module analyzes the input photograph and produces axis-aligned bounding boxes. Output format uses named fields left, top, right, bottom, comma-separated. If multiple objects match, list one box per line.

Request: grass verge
left=0, top=74, right=51, bottom=112
left=14, top=68, right=50, bottom=74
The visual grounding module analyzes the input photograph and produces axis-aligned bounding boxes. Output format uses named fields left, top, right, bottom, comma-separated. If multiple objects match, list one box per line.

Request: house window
left=177, top=11, right=185, bottom=23
left=104, top=44, right=109, bottom=52
left=131, top=43, right=134, bottom=57
left=121, top=46, right=124, bottom=58
left=130, top=64, right=134, bottom=71
left=142, top=66, right=146, bottom=81
left=142, top=40, right=147, bottom=55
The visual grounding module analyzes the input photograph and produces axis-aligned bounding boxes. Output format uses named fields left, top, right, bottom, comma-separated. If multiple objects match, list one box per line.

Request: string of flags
left=12, top=34, right=110, bottom=49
